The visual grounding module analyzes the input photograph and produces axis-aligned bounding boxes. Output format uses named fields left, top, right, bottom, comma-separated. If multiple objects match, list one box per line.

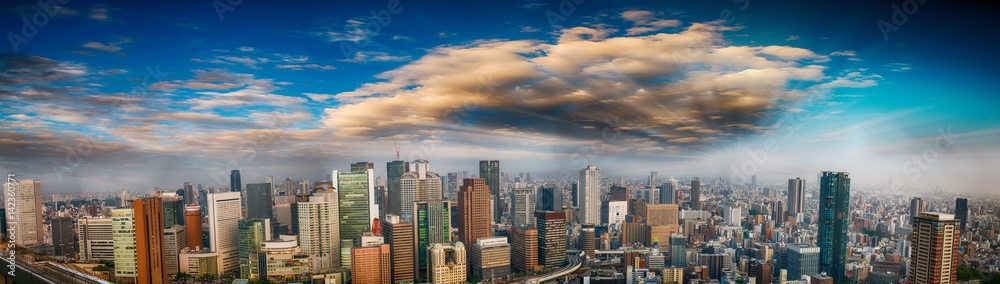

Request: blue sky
left=1, top=0, right=998, bottom=194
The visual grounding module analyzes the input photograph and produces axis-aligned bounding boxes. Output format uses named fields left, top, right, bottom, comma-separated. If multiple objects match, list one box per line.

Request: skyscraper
left=350, top=161, right=374, bottom=173
left=457, top=178, right=491, bottom=247
left=955, top=198, right=968, bottom=232
left=51, top=216, right=76, bottom=258
left=246, top=183, right=274, bottom=220
left=910, top=197, right=926, bottom=220
left=668, top=234, right=686, bottom=267
left=427, top=242, right=467, bottom=284
left=748, top=260, right=773, bottom=284
left=818, top=171, right=850, bottom=283
left=510, top=225, right=539, bottom=272
left=381, top=214, right=414, bottom=284
left=183, top=182, right=195, bottom=205
left=184, top=205, right=203, bottom=250
left=208, top=192, right=243, bottom=275
left=162, top=195, right=185, bottom=227
left=470, top=237, right=511, bottom=281
left=787, top=177, right=806, bottom=217
left=230, top=170, right=241, bottom=192
left=909, top=212, right=960, bottom=284
left=479, top=160, right=502, bottom=222
left=78, top=217, right=115, bottom=261
left=659, top=178, right=678, bottom=205
left=335, top=166, right=375, bottom=242
left=581, top=224, right=596, bottom=258
left=579, top=165, right=601, bottom=224
left=650, top=171, right=659, bottom=187
left=536, top=210, right=567, bottom=268
left=413, top=200, right=451, bottom=281
left=446, top=172, right=459, bottom=200
left=350, top=233, right=392, bottom=284
left=134, top=197, right=167, bottom=284
left=400, top=160, right=442, bottom=222
left=690, top=177, right=701, bottom=210
left=297, top=186, right=341, bottom=271
left=512, top=187, right=536, bottom=227
left=537, top=185, right=563, bottom=212
left=113, top=208, right=138, bottom=283
left=164, top=225, right=186, bottom=275
left=9, top=179, right=43, bottom=247
left=238, top=218, right=271, bottom=279
left=386, top=160, right=409, bottom=217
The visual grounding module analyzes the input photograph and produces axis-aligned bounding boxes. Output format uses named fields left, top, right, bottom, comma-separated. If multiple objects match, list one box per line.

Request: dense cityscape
left=2, top=0, right=999, bottom=284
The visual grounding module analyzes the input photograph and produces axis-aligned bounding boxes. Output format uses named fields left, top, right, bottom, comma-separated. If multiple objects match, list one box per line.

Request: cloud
left=830, top=50, right=857, bottom=57
left=786, top=35, right=800, bottom=41
left=315, top=19, right=371, bottom=42
left=88, top=6, right=109, bottom=21
left=305, top=93, right=337, bottom=103
left=520, top=26, right=541, bottom=33
left=319, top=21, right=855, bottom=159
left=885, top=63, right=912, bottom=72
left=239, top=46, right=255, bottom=52
left=0, top=55, right=88, bottom=85
left=621, top=10, right=681, bottom=35
left=342, top=51, right=411, bottom=63
left=81, top=37, right=134, bottom=53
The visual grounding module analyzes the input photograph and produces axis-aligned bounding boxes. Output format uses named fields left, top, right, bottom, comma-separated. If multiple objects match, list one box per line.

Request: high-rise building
left=230, top=170, right=242, bottom=192
left=386, top=160, right=409, bottom=217
left=690, top=177, right=701, bottom=210
left=350, top=233, right=392, bottom=284
left=817, top=171, right=850, bottom=283
left=580, top=224, right=596, bottom=258
left=336, top=167, right=376, bottom=242
left=513, top=187, right=537, bottom=227
left=668, top=234, right=686, bottom=267
left=579, top=165, right=601, bottom=224
left=134, top=197, right=167, bottom=284
left=9, top=179, right=44, bottom=247
left=910, top=197, right=926, bottom=220
left=659, top=178, right=678, bottom=205
left=207, top=192, right=243, bottom=275
left=184, top=205, right=203, bottom=250
left=428, top=242, right=467, bottom=284
left=350, top=161, right=374, bottom=173
left=511, top=225, right=539, bottom=272
left=479, top=160, right=502, bottom=222
left=79, top=217, right=115, bottom=261
left=646, top=204, right=679, bottom=226
left=748, top=260, right=773, bottom=284
left=381, top=214, right=414, bottom=283
left=909, top=212, right=960, bottom=284
left=537, top=185, right=563, bottom=212
left=183, top=182, right=195, bottom=205
left=787, top=243, right=820, bottom=281
left=400, top=160, right=442, bottom=222
left=297, top=186, right=341, bottom=271
left=164, top=225, right=186, bottom=275
left=536, top=210, right=567, bottom=268
left=246, top=183, right=274, bottom=220
left=162, top=195, right=185, bottom=227
left=570, top=182, right=578, bottom=207
left=650, top=171, right=659, bottom=187
left=113, top=208, right=139, bottom=283
left=253, top=235, right=309, bottom=283
left=787, top=177, right=806, bottom=217
left=470, top=237, right=510, bottom=281
left=955, top=198, right=969, bottom=232
left=413, top=200, right=451, bottom=281
left=51, top=216, right=76, bottom=258
left=457, top=178, right=491, bottom=247
left=238, top=218, right=272, bottom=279
left=446, top=172, right=459, bottom=201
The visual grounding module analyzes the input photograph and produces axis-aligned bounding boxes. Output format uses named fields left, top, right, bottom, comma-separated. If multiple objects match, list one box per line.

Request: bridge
left=522, top=251, right=584, bottom=284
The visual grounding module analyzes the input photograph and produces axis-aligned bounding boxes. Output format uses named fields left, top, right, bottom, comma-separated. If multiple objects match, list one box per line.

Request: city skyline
left=0, top=0, right=997, bottom=195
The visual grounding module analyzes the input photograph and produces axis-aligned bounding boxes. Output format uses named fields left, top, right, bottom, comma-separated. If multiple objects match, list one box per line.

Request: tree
left=958, top=265, right=975, bottom=281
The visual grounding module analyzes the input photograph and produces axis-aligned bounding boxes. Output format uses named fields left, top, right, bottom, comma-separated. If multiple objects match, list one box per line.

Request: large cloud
left=322, top=21, right=833, bottom=156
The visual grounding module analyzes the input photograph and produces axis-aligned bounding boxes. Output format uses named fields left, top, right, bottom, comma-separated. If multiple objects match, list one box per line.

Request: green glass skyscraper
left=387, top=160, right=409, bottom=216
left=479, top=160, right=501, bottom=222
left=818, top=171, right=850, bottom=283
left=337, top=169, right=373, bottom=242
left=238, top=218, right=271, bottom=279
left=413, top=200, right=451, bottom=281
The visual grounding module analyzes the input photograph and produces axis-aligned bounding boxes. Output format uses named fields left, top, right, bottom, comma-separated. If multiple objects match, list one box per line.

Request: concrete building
left=787, top=243, right=820, bottom=281
left=207, top=192, right=242, bottom=275
left=163, top=225, right=187, bottom=275
left=511, top=225, right=539, bottom=273
left=381, top=214, right=414, bottom=283
left=457, top=178, right=492, bottom=247
left=427, top=242, right=467, bottom=284
left=512, top=187, right=536, bottom=227
left=178, top=248, right=219, bottom=276
left=909, top=212, right=960, bottom=284
left=184, top=205, right=203, bottom=250
left=253, top=235, right=310, bottom=283
left=78, top=217, right=115, bottom=261
left=350, top=234, right=391, bottom=284
left=469, top=237, right=510, bottom=281
left=579, top=165, right=601, bottom=224
left=536, top=211, right=567, bottom=268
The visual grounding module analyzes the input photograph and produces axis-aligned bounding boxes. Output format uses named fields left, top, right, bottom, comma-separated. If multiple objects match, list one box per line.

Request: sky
left=1, top=0, right=998, bottom=195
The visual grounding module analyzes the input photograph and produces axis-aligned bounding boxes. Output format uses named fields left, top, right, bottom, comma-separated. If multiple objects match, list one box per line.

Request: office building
left=381, top=214, right=414, bottom=283
left=787, top=243, right=820, bottom=281
left=479, top=160, right=502, bottom=222
left=817, top=171, right=850, bottom=283
left=646, top=204, right=679, bottom=226
left=748, top=260, right=772, bottom=284
left=178, top=248, right=220, bottom=276
left=513, top=187, right=536, bottom=227
left=238, top=218, right=272, bottom=279
left=608, top=201, right=627, bottom=226
left=909, top=212, right=959, bottom=284
left=400, top=160, right=442, bottom=222
left=162, top=195, right=185, bottom=227
left=350, top=234, right=392, bottom=284
left=336, top=166, right=376, bottom=242
left=51, top=216, right=76, bottom=258
left=230, top=170, right=241, bottom=192
left=581, top=224, right=596, bottom=258
left=537, top=185, right=563, bottom=212
left=297, top=186, right=341, bottom=271
left=511, top=225, right=539, bottom=272
left=208, top=192, right=243, bottom=275
left=254, top=235, right=309, bottom=283
left=79, top=217, right=115, bottom=261
left=470, top=237, right=510, bottom=281
left=955, top=198, right=968, bottom=232
left=536, top=210, right=567, bottom=268
left=164, top=225, right=186, bottom=275
left=579, top=165, right=601, bottom=224
left=113, top=208, right=138, bottom=283
left=184, top=205, right=203, bottom=250
left=788, top=177, right=806, bottom=216
left=458, top=178, right=492, bottom=247
left=246, top=183, right=274, bottom=220
left=910, top=197, right=926, bottom=220
left=386, top=160, right=409, bottom=217
left=668, top=234, right=686, bottom=267
left=413, top=200, right=451, bottom=281
left=428, top=242, right=467, bottom=284
left=9, top=179, right=44, bottom=247
left=690, top=177, right=701, bottom=210
left=660, top=178, right=678, bottom=205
